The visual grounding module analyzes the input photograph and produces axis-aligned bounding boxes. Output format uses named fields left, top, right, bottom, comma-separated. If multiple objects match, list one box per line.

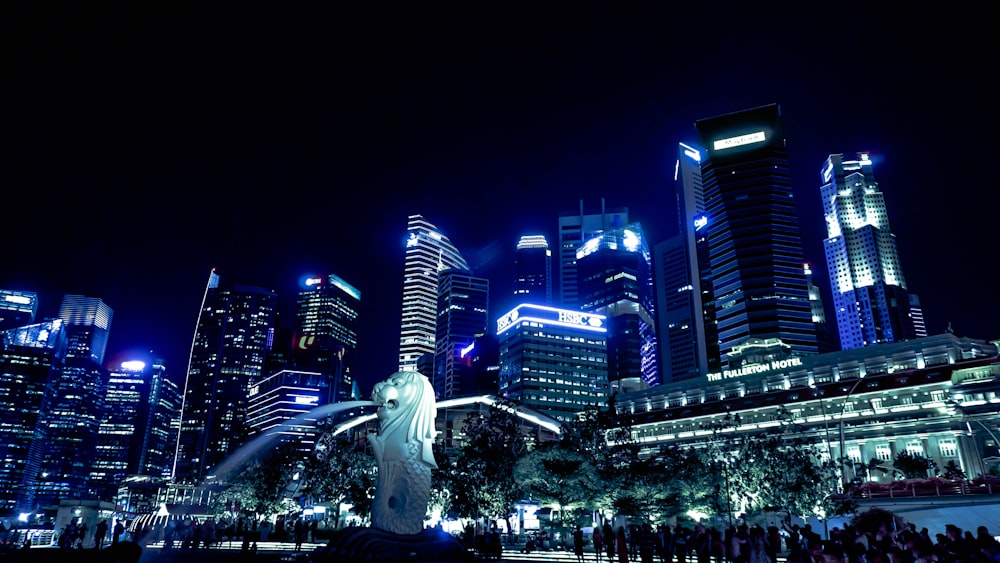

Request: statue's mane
left=378, top=371, right=437, bottom=468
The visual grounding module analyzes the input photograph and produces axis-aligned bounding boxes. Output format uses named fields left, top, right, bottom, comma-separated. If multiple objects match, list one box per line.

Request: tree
left=299, top=433, right=376, bottom=525
left=941, top=460, right=966, bottom=480
left=443, top=403, right=528, bottom=529
left=211, top=441, right=304, bottom=519
left=514, top=430, right=603, bottom=538
left=893, top=451, right=938, bottom=479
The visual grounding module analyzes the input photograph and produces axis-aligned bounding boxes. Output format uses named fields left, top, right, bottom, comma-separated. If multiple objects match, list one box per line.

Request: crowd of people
left=573, top=519, right=1000, bottom=563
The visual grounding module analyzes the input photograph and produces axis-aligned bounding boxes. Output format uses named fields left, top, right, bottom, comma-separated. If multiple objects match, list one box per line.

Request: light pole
left=838, top=378, right=866, bottom=489
left=712, top=414, right=738, bottom=528
left=722, top=457, right=733, bottom=528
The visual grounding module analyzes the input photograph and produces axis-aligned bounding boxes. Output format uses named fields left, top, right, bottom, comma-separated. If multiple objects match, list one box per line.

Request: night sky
left=4, top=4, right=996, bottom=395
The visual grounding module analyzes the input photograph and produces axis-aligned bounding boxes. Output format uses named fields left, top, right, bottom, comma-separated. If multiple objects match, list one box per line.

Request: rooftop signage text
left=496, top=304, right=606, bottom=336
left=713, top=131, right=766, bottom=151
left=706, top=357, right=803, bottom=382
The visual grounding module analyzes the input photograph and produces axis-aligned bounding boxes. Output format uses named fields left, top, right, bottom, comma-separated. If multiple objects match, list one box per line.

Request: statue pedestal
left=316, top=526, right=473, bottom=562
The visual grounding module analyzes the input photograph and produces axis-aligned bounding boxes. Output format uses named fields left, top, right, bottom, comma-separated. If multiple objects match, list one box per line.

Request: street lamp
left=710, top=413, right=738, bottom=528
left=722, top=456, right=733, bottom=528
left=837, top=378, right=866, bottom=489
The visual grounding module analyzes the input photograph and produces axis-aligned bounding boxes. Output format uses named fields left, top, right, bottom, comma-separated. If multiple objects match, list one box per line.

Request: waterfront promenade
left=0, top=540, right=594, bottom=563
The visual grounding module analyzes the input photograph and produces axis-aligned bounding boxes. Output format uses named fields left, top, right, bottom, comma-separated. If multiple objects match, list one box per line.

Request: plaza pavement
left=0, top=540, right=600, bottom=563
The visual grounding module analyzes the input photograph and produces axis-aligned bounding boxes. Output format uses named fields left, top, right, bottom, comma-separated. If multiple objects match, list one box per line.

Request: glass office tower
left=653, top=143, right=719, bottom=384
left=0, top=319, right=67, bottom=512
left=577, top=222, right=658, bottom=390
left=33, top=295, right=113, bottom=506
left=557, top=200, right=629, bottom=310
left=91, top=358, right=180, bottom=498
left=514, top=235, right=552, bottom=305
left=398, top=215, right=470, bottom=374
left=295, top=273, right=361, bottom=403
left=821, top=152, right=917, bottom=350
left=0, top=289, right=38, bottom=330
left=695, top=104, right=817, bottom=369
left=434, top=269, right=489, bottom=399
left=496, top=303, right=608, bottom=421
left=173, top=269, right=277, bottom=484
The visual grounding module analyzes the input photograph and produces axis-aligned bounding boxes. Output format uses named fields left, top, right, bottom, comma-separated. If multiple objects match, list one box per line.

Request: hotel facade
left=611, top=333, right=1000, bottom=482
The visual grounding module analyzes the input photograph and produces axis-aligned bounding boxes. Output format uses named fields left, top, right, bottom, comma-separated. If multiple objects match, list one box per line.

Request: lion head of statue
left=371, top=370, right=437, bottom=468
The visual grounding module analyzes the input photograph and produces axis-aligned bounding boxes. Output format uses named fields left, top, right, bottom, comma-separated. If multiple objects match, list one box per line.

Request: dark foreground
left=0, top=543, right=319, bottom=563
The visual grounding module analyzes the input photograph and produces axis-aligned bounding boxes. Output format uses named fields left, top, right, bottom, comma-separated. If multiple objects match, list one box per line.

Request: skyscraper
left=0, top=289, right=38, bottom=330
left=34, top=295, right=113, bottom=506
left=496, top=303, right=608, bottom=421
left=821, top=152, right=917, bottom=349
left=577, top=222, right=658, bottom=390
left=513, top=235, right=552, bottom=305
left=0, top=319, right=67, bottom=512
left=695, top=104, right=818, bottom=369
left=246, top=368, right=327, bottom=456
left=434, top=269, right=489, bottom=399
left=398, top=215, right=470, bottom=374
left=58, top=294, right=114, bottom=365
left=557, top=200, right=628, bottom=310
left=295, top=273, right=361, bottom=403
left=173, top=269, right=277, bottom=484
left=90, top=358, right=180, bottom=498
left=653, top=143, right=719, bottom=384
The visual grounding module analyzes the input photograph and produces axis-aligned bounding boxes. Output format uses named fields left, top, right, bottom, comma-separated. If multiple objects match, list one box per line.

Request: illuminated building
left=34, top=295, right=113, bottom=507
left=90, top=359, right=180, bottom=499
left=612, top=333, right=1000, bottom=482
left=821, top=153, right=918, bottom=349
left=173, top=269, right=277, bottom=484
left=557, top=200, right=628, bottom=309
left=695, top=104, right=817, bottom=368
left=398, top=214, right=470, bottom=374
left=910, top=294, right=927, bottom=337
left=654, top=143, right=719, bottom=384
left=577, top=222, right=659, bottom=391
left=514, top=235, right=552, bottom=305
left=0, top=289, right=38, bottom=330
left=805, top=262, right=837, bottom=354
left=434, top=269, right=489, bottom=399
left=496, top=303, right=608, bottom=421
left=246, top=369, right=327, bottom=454
left=295, top=273, right=361, bottom=403
left=0, top=319, right=67, bottom=512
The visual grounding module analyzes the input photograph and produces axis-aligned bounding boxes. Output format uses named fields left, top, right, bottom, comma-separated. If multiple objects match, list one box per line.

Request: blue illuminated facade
left=557, top=200, right=629, bottom=310
left=247, top=369, right=327, bottom=454
left=295, top=273, right=361, bottom=403
left=821, top=153, right=917, bottom=350
left=496, top=303, right=608, bottom=420
left=33, top=295, right=114, bottom=507
left=654, top=143, right=719, bottom=384
left=577, top=223, right=659, bottom=390
left=695, top=104, right=818, bottom=369
left=434, top=269, right=489, bottom=399
left=0, top=289, right=38, bottom=331
left=514, top=235, right=552, bottom=305
left=0, top=319, right=67, bottom=512
left=173, top=270, right=277, bottom=484
left=399, top=215, right=471, bottom=374
left=91, top=359, right=180, bottom=499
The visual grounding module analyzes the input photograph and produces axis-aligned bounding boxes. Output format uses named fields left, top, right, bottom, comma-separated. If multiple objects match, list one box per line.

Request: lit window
left=939, top=439, right=958, bottom=458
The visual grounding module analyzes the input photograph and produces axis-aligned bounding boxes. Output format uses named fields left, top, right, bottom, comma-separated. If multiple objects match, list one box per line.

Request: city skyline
left=4, top=5, right=996, bottom=394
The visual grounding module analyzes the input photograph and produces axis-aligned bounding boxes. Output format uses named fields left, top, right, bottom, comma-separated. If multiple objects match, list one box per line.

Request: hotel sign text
left=707, top=357, right=803, bottom=382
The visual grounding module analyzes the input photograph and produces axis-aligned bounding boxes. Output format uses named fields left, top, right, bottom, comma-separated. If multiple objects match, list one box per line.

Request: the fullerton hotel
left=610, top=332, right=1000, bottom=482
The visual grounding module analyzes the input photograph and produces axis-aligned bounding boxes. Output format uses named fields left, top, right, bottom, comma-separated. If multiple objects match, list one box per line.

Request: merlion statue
left=319, top=371, right=468, bottom=561
left=368, top=370, right=438, bottom=535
